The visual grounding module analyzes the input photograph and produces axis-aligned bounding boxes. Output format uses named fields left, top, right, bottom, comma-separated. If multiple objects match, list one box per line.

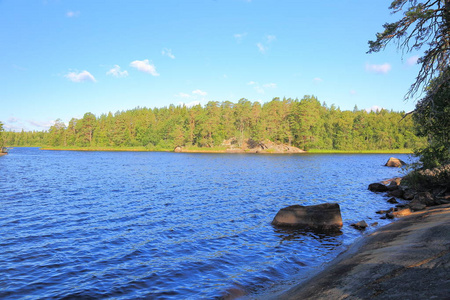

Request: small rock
left=371, top=222, right=379, bottom=227
left=414, top=192, right=435, bottom=206
left=368, top=183, right=388, bottom=192
left=387, top=197, right=398, bottom=204
left=388, top=189, right=404, bottom=198
left=385, top=157, right=406, bottom=168
left=402, top=189, right=415, bottom=200
left=376, top=210, right=388, bottom=214
left=408, top=200, right=427, bottom=211
left=392, top=208, right=412, bottom=217
left=351, top=220, right=369, bottom=230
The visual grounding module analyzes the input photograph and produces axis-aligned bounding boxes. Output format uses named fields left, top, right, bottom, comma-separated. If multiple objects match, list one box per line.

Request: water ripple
left=0, top=148, right=412, bottom=299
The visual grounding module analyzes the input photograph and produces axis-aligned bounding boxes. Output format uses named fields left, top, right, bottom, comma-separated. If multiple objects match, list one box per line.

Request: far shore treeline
left=2, top=96, right=424, bottom=151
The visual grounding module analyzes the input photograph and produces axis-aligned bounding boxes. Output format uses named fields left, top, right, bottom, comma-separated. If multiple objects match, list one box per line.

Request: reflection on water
left=0, top=148, right=411, bottom=299
left=273, top=226, right=343, bottom=245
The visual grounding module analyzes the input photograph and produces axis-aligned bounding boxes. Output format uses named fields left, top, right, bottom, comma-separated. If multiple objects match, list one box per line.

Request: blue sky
left=0, top=0, right=422, bottom=131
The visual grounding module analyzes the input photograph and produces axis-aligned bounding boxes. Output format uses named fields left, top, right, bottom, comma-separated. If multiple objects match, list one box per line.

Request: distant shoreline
left=39, top=147, right=413, bottom=154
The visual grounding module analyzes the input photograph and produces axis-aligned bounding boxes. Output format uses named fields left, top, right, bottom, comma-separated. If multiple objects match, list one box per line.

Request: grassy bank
left=40, top=146, right=164, bottom=152
left=307, top=149, right=413, bottom=154
left=40, top=146, right=413, bottom=154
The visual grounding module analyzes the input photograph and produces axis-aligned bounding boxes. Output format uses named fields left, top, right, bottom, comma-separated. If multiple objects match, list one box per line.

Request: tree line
left=2, top=96, right=423, bottom=151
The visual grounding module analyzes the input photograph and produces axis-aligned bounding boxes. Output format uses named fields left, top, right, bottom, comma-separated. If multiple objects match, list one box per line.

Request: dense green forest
left=2, top=96, right=423, bottom=151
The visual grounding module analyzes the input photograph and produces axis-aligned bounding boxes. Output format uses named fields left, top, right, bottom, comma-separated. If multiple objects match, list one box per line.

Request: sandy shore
left=265, top=204, right=450, bottom=300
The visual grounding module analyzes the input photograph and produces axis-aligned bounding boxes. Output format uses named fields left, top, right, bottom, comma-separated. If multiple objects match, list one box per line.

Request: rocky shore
left=271, top=203, right=450, bottom=299
left=174, top=139, right=305, bottom=154
left=261, top=159, right=450, bottom=300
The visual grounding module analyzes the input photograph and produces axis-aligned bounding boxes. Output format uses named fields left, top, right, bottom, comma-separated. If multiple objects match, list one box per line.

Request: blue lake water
left=0, top=148, right=412, bottom=299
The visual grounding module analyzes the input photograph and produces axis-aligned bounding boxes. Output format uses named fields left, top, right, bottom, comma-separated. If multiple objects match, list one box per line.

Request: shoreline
left=263, top=204, right=450, bottom=299
left=39, top=147, right=413, bottom=154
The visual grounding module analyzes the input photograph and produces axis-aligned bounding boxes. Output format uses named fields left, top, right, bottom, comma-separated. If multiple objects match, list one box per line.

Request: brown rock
left=408, top=200, right=427, bottom=211
left=387, top=197, right=398, bottom=204
left=388, top=189, right=404, bottom=198
left=351, top=220, right=369, bottom=230
left=385, top=157, right=406, bottom=167
left=392, top=208, right=412, bottom=217
left=368, top=183, right=388, bottom=192
left=174, top=146, right=182, bottom=152
left=272, top=203, right=343, bottom=232
left=414, top=192, right=436, bottom=206
left=402, top=189, right=416, bottom=200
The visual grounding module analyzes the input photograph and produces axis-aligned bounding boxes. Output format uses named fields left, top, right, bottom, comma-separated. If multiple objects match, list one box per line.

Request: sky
left=0, top=0, right=423, bottom=132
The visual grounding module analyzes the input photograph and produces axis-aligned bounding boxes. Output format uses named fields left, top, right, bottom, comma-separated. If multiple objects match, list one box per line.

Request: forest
left=1, top=96, right=423, bottom=151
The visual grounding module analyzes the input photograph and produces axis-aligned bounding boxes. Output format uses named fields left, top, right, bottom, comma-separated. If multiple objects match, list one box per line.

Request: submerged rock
left=271, top=203, right=343, bottom=232
left=351, top=220, right=368, bottom=230
left=385, top=157, right=406, bottom=168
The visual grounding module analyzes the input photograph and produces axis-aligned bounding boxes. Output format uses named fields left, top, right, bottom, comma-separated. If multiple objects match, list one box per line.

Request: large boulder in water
left=385, top=157, right=406, bottom=167
left=271, top=203, right=343, bottom=232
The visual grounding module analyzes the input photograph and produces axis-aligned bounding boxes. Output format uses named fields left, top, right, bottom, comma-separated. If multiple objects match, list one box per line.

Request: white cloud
left=176, top=92, right=191, bottom=99
left=8, top=117, right=19, bottom=123
left=263, top=83, right=277, bottom=88
left=234, top=33, right=247, bottom=42
left=406, top=55, right=419, bottom=66
left=313, top=77, right=323, bottom=83
left=365, top=105, right=384, bottom=113
left=66, top=11, right=80, bottom=18
left=257, top=35, right=276, bottom=53
left=28, top=120, right=54, bottom=129
left=106, top=65, right=129, bottom=78
left=64, top=70, right=96, bottom=83
left=257, top=43, right=267, bottom=53
left=266, top=35, right=276, bottom=43
left=130, top=59, right=159, bottom=76
left=192, top=89, right=207, bottom=96
left=248, top=81, right=277, bottom=94
left=350, top=89, right=357, bottom=95
left=162, top=48, right=175, bottom=59
left=365, top=63, right=391, bottom=74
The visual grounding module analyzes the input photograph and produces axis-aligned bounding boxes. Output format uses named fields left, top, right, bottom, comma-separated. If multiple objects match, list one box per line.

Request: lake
left=0, top=148, right=412, bottom=299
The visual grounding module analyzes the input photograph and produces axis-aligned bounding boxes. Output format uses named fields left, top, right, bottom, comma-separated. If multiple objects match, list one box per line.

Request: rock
left=387, top=197, right=398, bottom=204
left=382, top=177, right=402, bottom=186
left=174, top=146, right=182, bottom=152
left=402, top=189, right=416, bottom=200
left=407, top=200, right=427, bottom=211
left=271, top=203, right=343, bottom=232
left=385, top=157, right=406, bottom=167
left=414, top=192, right=436, bottom=206
left=368, top=183, right=388, bottom=192
left=371, top=222, right=379, bottom=227
left=388, top=189, right=404, bottom=198
left=392, top=208, right=412, bottom=217
left=351, top=220, right=368, bottom=230
left=376, top=210, right=388, bottom=214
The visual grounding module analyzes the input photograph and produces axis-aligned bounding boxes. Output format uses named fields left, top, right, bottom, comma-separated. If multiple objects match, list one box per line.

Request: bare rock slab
left=385, top=157, right=406, bottom=167
left=272, top=203, right=343, bottom=232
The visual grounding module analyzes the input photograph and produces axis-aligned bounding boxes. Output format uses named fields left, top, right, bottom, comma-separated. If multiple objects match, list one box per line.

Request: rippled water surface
left=0, top=148, right=411, bottom=299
